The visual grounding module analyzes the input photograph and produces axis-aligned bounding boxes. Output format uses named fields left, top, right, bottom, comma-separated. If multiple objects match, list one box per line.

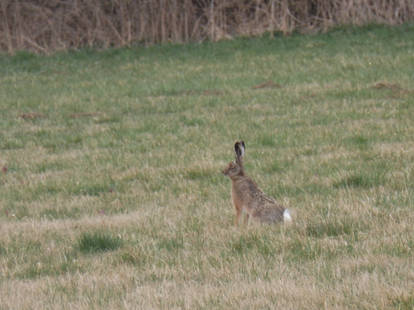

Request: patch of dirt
left=252, top=80, right=282, bottom=89
left=200, top=89, right=224, bottom=96
left=371, top=82, right=411, bottom=98
left=19, top=112, right=45, bottom=120
left=372, top=82, right=402, bottom=91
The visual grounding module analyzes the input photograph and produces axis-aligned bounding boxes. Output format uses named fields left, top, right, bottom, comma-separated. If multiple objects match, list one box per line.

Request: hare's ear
left=234, top=140, right=245, bottom=161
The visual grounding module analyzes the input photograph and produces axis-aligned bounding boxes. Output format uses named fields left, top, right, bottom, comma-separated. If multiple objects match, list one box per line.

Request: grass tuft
left=390, top=295, right=414, bottom=310
left=258, top=134, right=277, bottom=147
left=185, top=167, right=218, bottom=181
left=287, top=238, right=326, bottom=262
left=305, top=219, right=362, bottom=239
left=157, top=235, right=184, bottom=253
left=77, top=232, right=123, bottom=254
left=119, top=249, right=147, bottom=267
left=229, top=233, right=276, bottom=258
left=334, top=174, right=378, bottom=189
left=345, top=135, right=370, bottom=150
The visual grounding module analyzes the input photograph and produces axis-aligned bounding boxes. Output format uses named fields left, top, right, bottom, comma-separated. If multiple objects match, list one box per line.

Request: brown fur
left=222, top=141, right=287, bottom=225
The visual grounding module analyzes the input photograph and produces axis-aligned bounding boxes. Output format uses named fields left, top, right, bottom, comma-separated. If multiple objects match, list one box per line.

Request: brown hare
left=222, top=141, right=292, bottom=225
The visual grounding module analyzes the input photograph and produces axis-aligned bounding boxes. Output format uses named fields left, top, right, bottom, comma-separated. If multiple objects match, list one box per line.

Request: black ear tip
left=234, top=140, right=245, bottom=157
left=241, top=141, right=245, bottom=148
left=234, top=142, right=240, bottom=152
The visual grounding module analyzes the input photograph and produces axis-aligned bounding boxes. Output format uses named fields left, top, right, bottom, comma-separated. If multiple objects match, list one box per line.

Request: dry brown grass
left=1, top=0, right=414, bottom=53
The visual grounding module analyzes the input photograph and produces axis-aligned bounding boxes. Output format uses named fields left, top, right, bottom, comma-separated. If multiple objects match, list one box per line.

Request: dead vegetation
left=1, top=0, right=414, bottom=54
left=19, top=112, right=45, bottom=120
left=372, top=81, right=413, bottom=98
left=252, top=80, right=282, bottom=89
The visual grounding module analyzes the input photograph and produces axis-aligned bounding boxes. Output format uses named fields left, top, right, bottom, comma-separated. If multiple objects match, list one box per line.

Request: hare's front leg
left=243, top=213, right=250, bottom=226
left=235, top=207, right=242, bottom=226
left=232, top=195, right=243, bottom=226
left=234, top=208, right=241, bottom=226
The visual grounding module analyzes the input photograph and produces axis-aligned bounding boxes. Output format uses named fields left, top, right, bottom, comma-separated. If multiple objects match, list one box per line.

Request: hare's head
left=222, top=140, right=245, bottom=178
left=222, top=161, right=242, bottom=177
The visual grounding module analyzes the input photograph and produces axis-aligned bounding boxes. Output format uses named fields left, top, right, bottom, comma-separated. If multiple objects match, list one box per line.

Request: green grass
left=0, top=24, right=414, bottom=309
left=78, top=232, right=123, bottom=254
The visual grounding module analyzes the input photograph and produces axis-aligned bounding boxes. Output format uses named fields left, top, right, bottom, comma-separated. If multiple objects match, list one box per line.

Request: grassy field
left=0, top=24, right=413, bottom=309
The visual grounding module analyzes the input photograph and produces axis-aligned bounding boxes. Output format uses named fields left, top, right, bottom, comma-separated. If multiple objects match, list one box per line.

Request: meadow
left=0, top=25, right=413, bottom=309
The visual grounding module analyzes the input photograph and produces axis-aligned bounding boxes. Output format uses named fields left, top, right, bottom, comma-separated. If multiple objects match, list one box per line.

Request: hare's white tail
left=283, top=209, right=292, bottom=222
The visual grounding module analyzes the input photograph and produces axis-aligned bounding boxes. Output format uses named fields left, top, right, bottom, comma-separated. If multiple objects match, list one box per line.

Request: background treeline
left=1, top=0, right=414, bottom=54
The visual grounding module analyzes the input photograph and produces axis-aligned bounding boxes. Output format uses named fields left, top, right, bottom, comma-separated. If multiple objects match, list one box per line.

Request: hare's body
left=231, top=176, right=285, bottom=224
left=223, top=141, right=291, bottom=225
